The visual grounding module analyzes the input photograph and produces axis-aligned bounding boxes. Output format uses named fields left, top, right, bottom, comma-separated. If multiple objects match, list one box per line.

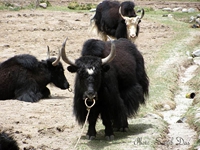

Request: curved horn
left=52, top=48, right=61, bottom=66
left=119, top=6, right=129, bottom=20
left=47, top=46, right=50, bottom=59
left=61, top=38, right=76, bottom=66
left=138, top=8, right=144, bottom=19
left=101, top=40, right=116, bottom=65
left=47, top=45, right=60, bottom=66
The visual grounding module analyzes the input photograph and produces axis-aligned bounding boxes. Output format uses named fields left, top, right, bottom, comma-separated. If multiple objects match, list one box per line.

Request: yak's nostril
left=130, top=34, right=136, bottom=38
left=62, top=82, right=69, bottom=89
left=85, top=90, right=96, bottom=100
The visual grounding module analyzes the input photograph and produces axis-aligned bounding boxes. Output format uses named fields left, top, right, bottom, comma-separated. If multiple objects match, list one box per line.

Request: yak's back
left=81, top=38, right=140, bottom=62
left=81, top=39, right=105, bottom=57
left=97, top=1, right=120, bottom=12
left=0, top=54, right=39, bottom=70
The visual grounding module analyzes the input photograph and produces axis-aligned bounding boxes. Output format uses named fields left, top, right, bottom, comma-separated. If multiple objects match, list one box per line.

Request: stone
left=173, top=7, right=182, bottom=12
left=188, top=8, right=196, bottom=13
left=162, top=8, right=172, bottom=11
left=39, top=3, right=47, bottom=9
left=182, top=8, right=188, bottom=13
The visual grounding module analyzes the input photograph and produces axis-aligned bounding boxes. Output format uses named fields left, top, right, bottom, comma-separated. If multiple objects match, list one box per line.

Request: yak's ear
left=102, top=64, right=110, bottom=72
left=67, top=66, right=78, bottom=73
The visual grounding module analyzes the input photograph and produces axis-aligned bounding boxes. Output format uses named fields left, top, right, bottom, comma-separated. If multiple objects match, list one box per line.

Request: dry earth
left=0, top=1, right=199, bottom=150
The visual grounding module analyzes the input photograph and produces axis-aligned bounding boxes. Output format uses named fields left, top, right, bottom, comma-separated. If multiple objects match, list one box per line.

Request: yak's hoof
left=114, top=127, right=128, bottom=132
left=105, top=135, right=114, bottom=140
left=120, top=127, right=129, bottom=132
left=86, top=135, right=96, bottom=140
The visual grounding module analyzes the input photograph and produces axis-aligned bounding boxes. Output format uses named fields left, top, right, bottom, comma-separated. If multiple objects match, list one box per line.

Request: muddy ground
left=0, top=1, right=199, bottom=150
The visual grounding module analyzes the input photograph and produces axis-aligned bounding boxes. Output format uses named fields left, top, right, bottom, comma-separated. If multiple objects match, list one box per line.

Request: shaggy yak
left=91, top=1, right=144, bottom=42
left=0, top=47, right=70, bottom=102
left=0, top=132, right=19, bottom=150
left=58, top=38, right=149, bottom=140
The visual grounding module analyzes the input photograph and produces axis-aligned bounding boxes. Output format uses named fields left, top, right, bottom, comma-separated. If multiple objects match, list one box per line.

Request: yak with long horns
left=91, top=1, right=144, bottom=42
left=57, top=37, right=149, bottom=140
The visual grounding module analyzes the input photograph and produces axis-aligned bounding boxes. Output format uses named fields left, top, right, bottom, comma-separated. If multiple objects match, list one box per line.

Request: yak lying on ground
left=0, top=132, right=19, bottom=150
left=58, top=38, right=149, bottom=140
left=0, top=48, right=69, bottom=102
left=91, top=1, right=144, bottom=42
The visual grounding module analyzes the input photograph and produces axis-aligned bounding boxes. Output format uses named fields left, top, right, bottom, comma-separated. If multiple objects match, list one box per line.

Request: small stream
left=160, top=63, right=198, bottom=150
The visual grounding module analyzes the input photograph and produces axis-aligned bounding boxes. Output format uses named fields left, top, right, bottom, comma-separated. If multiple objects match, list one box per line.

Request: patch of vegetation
left=136, top=6, right=155, bottom=13
left=0, top=2, right=22, bottom=11
left=173, top=12, right=199, bottom=25
left=185, top=104, right=200, bottom=149
left=68, top=1, right=96, bottom=10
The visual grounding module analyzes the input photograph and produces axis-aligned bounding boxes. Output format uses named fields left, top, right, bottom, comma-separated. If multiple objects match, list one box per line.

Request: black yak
left=91, top=1, right=144, bottom=42
left=0, top=48, right=70, bottom=102
left=0, top=132, right=19, bottom=150
left=58, top=37, right=149, bottom=140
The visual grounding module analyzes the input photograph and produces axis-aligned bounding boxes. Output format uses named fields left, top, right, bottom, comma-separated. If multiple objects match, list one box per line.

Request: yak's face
left=68, top=56, right=109, bottom=101
left=47, top=58, right=70, bottom=90
left=124, top=16, right=141, bottom=42
left=119, top=5, right=144, bottom=42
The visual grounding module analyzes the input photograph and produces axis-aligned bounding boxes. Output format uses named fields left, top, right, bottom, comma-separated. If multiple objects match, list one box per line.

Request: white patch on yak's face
left=86, top=67, right=95, bottom=75
left=125, top=16, right=141, bottom=41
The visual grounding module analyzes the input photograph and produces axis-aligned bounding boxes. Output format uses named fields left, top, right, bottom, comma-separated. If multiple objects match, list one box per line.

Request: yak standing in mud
left=58, top=37, right=149, bottom=140
left=91, top=1, right=144, bottom=42
left=0, top=47, right=70, bottom=102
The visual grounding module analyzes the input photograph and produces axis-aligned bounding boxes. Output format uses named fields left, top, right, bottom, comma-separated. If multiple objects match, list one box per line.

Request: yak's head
left=47, top=47, right=70, bottom=90
left=119, top=7, right=144, bottom=42
left=56, top=38, right=116, bottom=102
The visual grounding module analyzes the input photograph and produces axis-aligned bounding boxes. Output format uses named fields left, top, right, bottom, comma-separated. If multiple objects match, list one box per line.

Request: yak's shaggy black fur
left=0, top=54, right=69, bottom=102
left=67, top=38, right=149, bottom=140
left=0, top=132, right=19, bottom=150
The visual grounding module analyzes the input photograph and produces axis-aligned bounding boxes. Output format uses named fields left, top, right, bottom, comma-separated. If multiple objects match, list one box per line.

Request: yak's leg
left=86, top=108, right=99, bottom=140
left=113, top=116, right=128, bottom=132
left=113, top=97, right=129, bottom=132
left=41, top=87, right=51, bottom=98
left=101, top=110, right=114, bottom=140
left=15, top=79, right=42, bottom=102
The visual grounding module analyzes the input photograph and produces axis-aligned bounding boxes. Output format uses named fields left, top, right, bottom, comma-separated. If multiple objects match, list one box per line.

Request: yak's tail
left=136, top=58, right=149, bottom=101
left=123, top=49, right=149, bottom=117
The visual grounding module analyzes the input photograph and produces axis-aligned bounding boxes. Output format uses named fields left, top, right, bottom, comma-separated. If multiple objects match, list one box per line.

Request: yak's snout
left=84, top=90, right=97, bottom=101
left=60, top=81, right=70, bottom=90
left=130, top=33, right=136, bottom=38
